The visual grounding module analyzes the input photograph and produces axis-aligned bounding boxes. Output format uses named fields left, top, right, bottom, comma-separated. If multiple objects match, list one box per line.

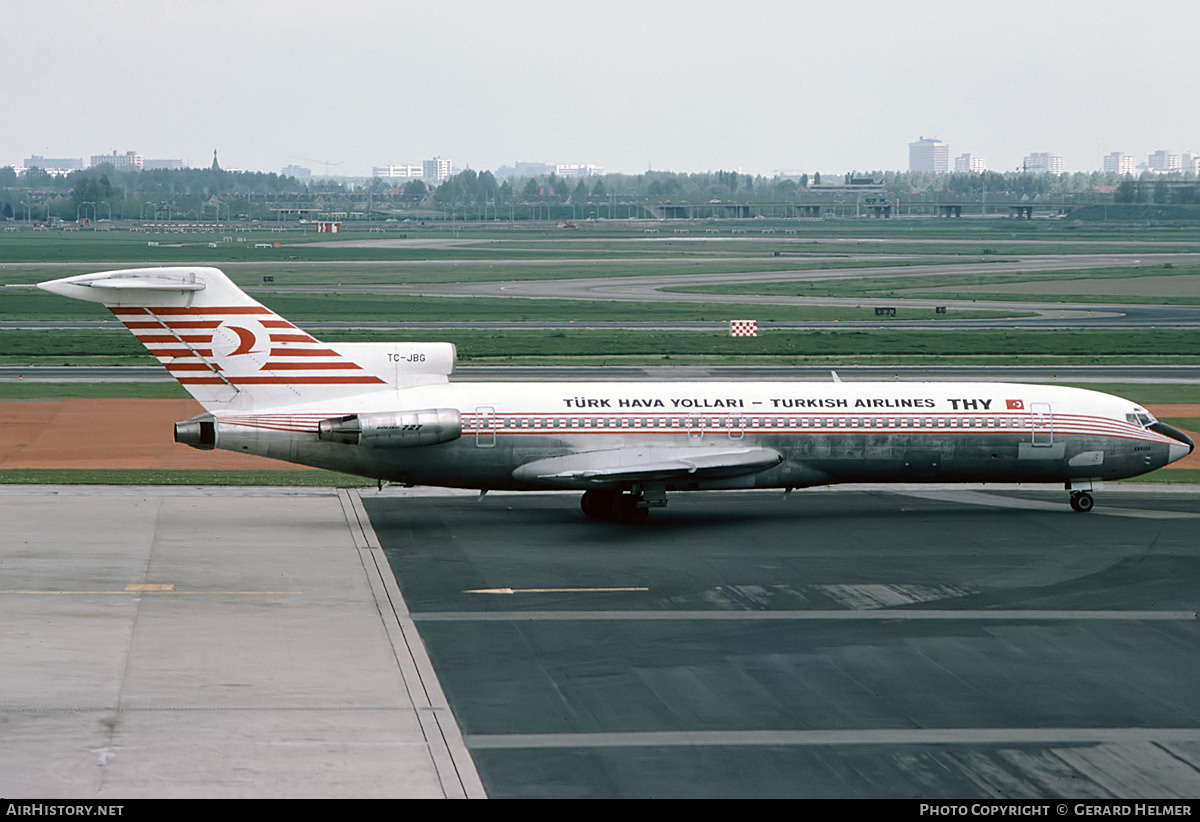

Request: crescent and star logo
left=227, top=325, right=258, bottom=356
left=211, top=320, right=268, bottom=371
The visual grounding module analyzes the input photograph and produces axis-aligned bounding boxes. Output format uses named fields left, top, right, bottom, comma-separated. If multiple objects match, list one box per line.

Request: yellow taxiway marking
left=126, top=583, right=175, bottom=592
left=465, top=587, right=649, bottom=595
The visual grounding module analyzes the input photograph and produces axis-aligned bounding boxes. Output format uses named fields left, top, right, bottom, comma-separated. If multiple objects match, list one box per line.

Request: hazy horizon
left=4, top=0, right=1198, bottom=178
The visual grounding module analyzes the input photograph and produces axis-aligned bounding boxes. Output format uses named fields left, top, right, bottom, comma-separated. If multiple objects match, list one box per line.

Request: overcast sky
left=4, top=0, right=1198, bottom=177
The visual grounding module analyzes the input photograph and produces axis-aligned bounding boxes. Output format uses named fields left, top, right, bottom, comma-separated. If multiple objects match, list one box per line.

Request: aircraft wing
left=512, top=445, right=782, bottom=488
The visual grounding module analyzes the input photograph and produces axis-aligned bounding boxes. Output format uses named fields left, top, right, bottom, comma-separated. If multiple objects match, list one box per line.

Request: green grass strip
left=0, top=468, right=376, bottom=486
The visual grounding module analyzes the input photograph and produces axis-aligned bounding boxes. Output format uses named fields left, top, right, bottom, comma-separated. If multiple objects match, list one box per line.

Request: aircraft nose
left=1150, top=422, right=1195, bottom=465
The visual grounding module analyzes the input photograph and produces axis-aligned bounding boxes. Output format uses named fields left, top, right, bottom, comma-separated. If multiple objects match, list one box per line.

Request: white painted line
left=414, top=609, right=1196, bottom=622
left=465, top=727, right=1200, bottom=750
left=338, top=489, right=487, bottom=800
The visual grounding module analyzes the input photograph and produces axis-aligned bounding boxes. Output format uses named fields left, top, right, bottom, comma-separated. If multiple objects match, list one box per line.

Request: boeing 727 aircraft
left=40, top=266, right=1193, bottom=521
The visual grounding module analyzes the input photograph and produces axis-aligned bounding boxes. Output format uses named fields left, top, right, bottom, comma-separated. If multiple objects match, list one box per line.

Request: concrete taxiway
left=0, top=486, right=483, bottom=799
left=4, top=483, right=1199, bottom=798
left=364, top=484, right=1200, bottom=798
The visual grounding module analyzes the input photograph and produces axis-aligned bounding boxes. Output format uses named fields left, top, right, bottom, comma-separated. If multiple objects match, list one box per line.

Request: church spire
left=211, top=149, right=221, bottom=172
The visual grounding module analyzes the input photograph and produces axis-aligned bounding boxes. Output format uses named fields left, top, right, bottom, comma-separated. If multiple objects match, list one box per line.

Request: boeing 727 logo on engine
left=38, top=266, right=1193, bottom=521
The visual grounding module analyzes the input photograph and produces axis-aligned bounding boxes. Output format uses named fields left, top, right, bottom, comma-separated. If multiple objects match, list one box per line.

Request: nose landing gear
left=1069, top=490, right=1094, bottom=513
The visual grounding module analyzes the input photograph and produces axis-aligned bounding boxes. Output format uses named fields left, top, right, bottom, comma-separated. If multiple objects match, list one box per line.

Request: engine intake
left=318, top=408, right=462, bottom=447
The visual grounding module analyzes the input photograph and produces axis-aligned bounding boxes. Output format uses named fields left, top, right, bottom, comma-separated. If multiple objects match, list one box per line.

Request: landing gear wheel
left=581, top=490, right=619, bottom=520
left=580, top=490, right=650, bottom=523
left=1070, top=491, right=1095, bottom=513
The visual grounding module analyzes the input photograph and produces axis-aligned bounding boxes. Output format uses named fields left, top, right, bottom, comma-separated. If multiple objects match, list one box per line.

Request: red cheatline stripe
left=269, top=333, right=317, bottom=343
left=261, top=320, right=296, bottom=328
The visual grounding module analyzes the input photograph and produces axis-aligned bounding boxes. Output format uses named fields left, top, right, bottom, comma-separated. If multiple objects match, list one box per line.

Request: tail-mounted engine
left=317, top=408, right=462, bottom=447
left=175, top=417, right=217, bottom=450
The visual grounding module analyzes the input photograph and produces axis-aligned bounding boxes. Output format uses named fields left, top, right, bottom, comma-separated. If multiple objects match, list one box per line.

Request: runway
left=4, top=483, right=1198, bottom=798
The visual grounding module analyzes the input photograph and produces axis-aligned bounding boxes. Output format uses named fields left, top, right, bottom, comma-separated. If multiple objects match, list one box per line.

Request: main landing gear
left=580, top=485, right=666, bottom=523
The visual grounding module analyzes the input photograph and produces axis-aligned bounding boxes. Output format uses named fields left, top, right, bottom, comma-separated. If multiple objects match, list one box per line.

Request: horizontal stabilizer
left=512, top=445, right=782, bottom=488
left=38, top=268, right=209, bottom=305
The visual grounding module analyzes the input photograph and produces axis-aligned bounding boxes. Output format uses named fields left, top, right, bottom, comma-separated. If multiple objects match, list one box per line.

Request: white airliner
left=39, top=266, right=1193, bottom=520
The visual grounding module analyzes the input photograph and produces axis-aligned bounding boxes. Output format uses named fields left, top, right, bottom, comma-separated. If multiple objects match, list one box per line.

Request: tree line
left=3, top=162, right=1197, bottom=223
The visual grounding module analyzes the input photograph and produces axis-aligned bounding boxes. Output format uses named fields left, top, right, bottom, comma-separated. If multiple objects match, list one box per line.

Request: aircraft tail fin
left=38, top=267, right=453, bottom=411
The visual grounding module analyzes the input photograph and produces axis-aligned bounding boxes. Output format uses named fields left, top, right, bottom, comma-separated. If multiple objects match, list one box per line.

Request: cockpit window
left=1126, top=410, right=1157, bottom=427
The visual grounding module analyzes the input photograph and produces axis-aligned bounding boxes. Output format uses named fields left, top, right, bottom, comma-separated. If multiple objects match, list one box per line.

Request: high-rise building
left=954, top=153, right=987, bottom=173
left=422, top=156, right=453, bottom=183
left=909, top=137, right=949, bottom=173
left=1147, top=150, right=1182, bottom=173
left=89, top=150, right=143, bottom=171
left=1103, top=152, right=1135, bottom=176
left=1023, top=152, right=1064, bottom=175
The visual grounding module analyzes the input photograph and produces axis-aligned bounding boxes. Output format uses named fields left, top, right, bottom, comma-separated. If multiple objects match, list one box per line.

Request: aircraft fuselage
left=199, top=380, right=1189, bottom=493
